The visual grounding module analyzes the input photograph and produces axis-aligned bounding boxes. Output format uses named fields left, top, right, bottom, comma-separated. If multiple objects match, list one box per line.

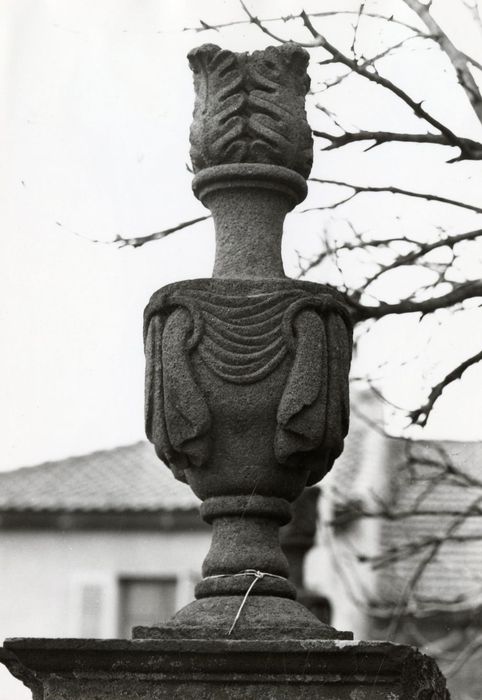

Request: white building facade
left=0, top=442, right=210, bottom=699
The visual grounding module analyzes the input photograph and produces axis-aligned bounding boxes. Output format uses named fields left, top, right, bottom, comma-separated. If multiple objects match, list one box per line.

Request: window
left=118, top=577, right=177, bottom=638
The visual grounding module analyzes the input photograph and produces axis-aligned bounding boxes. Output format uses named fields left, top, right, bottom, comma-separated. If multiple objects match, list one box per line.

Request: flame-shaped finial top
left=188, top=43, right=313, bottom=178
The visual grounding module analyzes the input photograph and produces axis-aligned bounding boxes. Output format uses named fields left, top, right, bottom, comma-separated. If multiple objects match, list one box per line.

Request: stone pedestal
left=1, top=637, right=449, bottom=699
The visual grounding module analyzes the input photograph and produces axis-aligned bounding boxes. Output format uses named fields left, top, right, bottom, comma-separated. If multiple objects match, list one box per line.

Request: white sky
left=1, top=0, right=482, bottom=471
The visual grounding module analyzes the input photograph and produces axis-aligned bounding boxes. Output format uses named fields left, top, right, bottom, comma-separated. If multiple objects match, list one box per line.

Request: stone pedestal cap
left=0, top=637, right=450, bottom=699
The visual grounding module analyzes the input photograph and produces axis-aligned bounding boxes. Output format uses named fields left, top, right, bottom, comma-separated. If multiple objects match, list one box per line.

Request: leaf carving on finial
left=188, top=43, right=313, bottom=178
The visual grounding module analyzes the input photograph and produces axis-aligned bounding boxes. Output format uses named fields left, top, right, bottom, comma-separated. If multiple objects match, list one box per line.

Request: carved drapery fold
left=145, top=305, right=211, bottom=482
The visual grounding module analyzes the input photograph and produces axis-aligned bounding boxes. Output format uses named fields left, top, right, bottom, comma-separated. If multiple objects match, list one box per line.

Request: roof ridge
left=0, top=441, right=200, bottom=514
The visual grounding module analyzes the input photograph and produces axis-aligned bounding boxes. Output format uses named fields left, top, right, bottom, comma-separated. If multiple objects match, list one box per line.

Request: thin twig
left=310, top=179, right=482, bottom=215
left=113, top=216, right=211, bottom=249
left=361, top=229, right=482, bottom=287
left=184, top=9, right=426, bottom=36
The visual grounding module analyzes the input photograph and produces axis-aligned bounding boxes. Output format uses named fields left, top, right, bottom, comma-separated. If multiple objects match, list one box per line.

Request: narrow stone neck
left=206, top=188, right=288, bottom=279
left=192, top=164, right=308, bottom=281
left=195, top=495, right=297, bottom=600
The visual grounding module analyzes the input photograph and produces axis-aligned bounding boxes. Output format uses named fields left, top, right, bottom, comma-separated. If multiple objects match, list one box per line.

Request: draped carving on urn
left=140, top=42, right=353, bottom=640
left=145, top=282, right=351, bottom=488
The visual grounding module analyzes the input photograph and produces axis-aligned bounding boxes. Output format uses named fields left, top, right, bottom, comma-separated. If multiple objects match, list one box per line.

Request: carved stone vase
left=139, top=43, right=353, bottom=641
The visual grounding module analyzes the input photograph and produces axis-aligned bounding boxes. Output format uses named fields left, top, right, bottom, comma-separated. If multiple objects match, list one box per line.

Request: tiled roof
left=378, top=439, right=482, bottom=612
left=0, top=442, right=200, bottom=513
left=380, top=513, right=482, bottom=612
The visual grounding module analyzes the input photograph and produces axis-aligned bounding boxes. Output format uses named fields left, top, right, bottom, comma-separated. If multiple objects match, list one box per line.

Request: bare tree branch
left=313, top=129, right=482, bottom=159
left=360, top=229, right=482, bottom=287
left=299, top=10, right=465, bottom=151
left=360, top=495, right=482, bottom=568
left=309, top=10, right=425, bottom=35
left=403, top=0, right=482, bottom=123
left=408, top=442, right=482, bottom=489
left=410, top=348, right=482, bottom=426
left=176, top=8, right=482, bottom=445
left=239, top=3, right=320, bottom=48
left=330, top=503, right=482, bottom=526
left=313, top=35, right=427, bottom=94
left=349, top=0, right=366, bottom=61
left=351, top=281, right=482, bottom=320
left=233, top=4, right=482, bottom=152
left=310, top=178, right=482, bottom=214
left=112, top=216, right=211, bottom=249
left=445, top=633, right=482, bottom=677
left=462, top=0, right=482, bottom=34
left=296, top=235, right=420, bottom=277
left=184, top=9, right=426, bottom=37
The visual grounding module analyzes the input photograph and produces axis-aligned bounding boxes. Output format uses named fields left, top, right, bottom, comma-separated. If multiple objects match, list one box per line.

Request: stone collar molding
left=192, top=163, right=308, bottom=209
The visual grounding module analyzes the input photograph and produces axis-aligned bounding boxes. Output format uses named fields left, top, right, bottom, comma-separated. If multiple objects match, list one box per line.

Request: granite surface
left=1, top=638, right=450, bottom=700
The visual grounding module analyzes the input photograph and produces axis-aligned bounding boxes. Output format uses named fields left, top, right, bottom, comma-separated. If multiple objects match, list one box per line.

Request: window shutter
left=79, top=582, right=105, bottom=638
left=118, top=578, right=177, bottom=638
left=69, top=575, right=115, bottom=638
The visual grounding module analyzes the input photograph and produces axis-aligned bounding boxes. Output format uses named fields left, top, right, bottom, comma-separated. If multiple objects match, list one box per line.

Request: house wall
left=0, top=527, right=210, bottom=700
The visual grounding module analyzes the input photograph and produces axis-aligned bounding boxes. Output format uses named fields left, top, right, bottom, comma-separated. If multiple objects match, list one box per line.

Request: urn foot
left=132, top=595, right=352, bottom=641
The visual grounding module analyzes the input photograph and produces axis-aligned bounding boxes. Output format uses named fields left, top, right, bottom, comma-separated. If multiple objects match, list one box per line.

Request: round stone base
left=132, top=595, right=351, bottom=640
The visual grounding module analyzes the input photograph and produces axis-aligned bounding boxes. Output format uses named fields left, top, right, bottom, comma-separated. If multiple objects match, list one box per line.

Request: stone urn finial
left=140, top=43, right=353, bottom=640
